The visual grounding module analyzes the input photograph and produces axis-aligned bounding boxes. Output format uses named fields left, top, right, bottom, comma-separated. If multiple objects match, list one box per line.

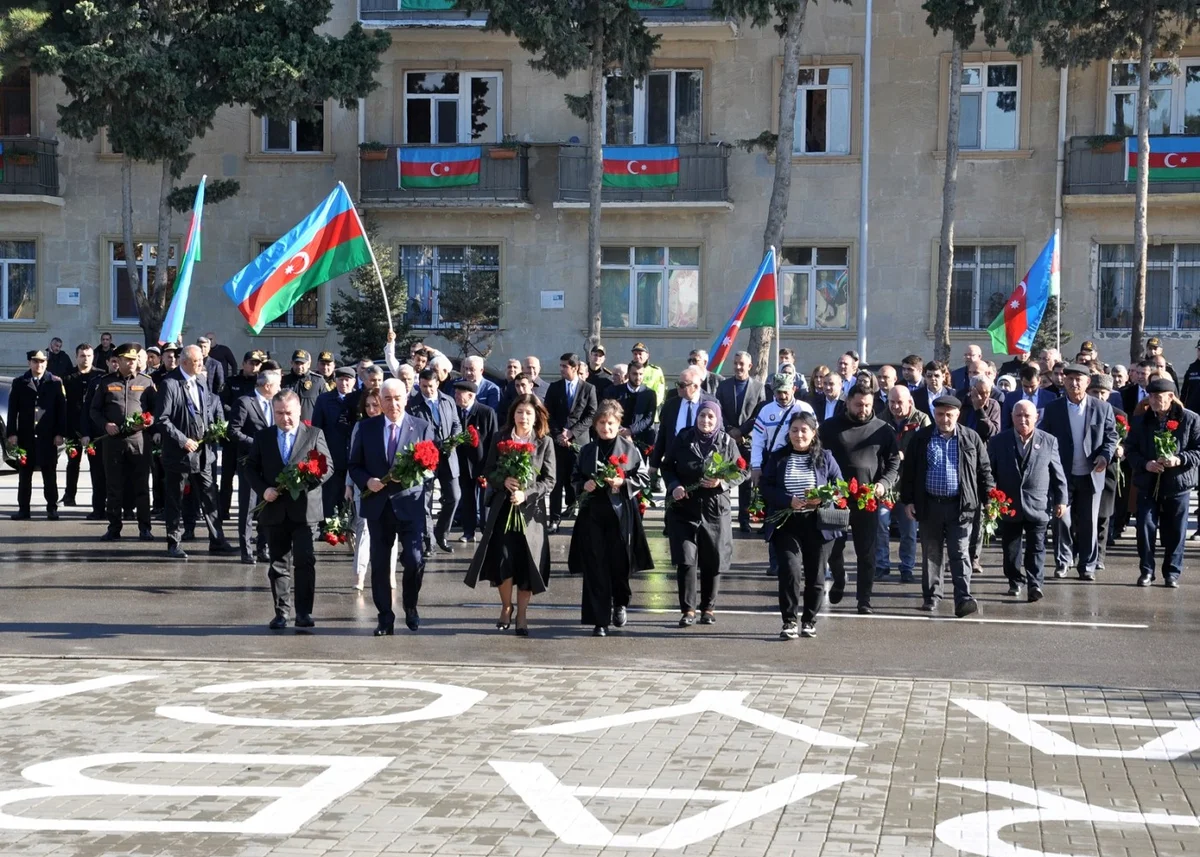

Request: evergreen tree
left=327, top=220, right=410, bottom=363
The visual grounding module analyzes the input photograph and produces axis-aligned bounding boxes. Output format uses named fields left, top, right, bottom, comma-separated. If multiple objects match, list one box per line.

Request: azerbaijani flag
left=987, top=233, right=1059, bottom=356
left=223, top=183, right=372, bottom=334
left=709, top=248, right=777, bottom=374
left=158, top=176, right=205, bottom=346
left=400, top=146, right=481, bottom=189
left=603, top=146, right=680, bottom=188
left=1125, top=136, right=1200, bottom=182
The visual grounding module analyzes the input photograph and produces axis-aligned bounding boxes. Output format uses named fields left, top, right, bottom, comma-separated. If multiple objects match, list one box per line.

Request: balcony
left=359, top=0, right=717, bottom=27
left=555, top=142, right=731, bottom=210
left=0, top=137, right=61, bottom=203
left=1064, top=135, right=1200, bottom=203
left=358, top=144, right=530, bottom=210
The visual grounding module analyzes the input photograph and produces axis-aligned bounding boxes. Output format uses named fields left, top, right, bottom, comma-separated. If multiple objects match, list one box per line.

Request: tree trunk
left=120, top=155, right=142, bottom=338
left=1130, top=15, right=1154, bottom=364
left=933, top=40, right=964, bottom=364
left=139, top=159, right=174, bottom=345
left=585, top=18, right=606, bottom=353
left=749, top=0, right=809, bottom=382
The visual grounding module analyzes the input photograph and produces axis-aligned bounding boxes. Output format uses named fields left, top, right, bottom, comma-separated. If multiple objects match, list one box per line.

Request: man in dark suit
left=649, top=366, right=714, bottom=469
left=546, top=352, right=598, bottom=530
left=949, top=344, right=983, bottom=392
left=312, top=367, right=359, bottom=520
left=604, top=360, right=658, bottom=448
left=1120, top=361, right=1149, bottom=415
left=452, top=380, right=497, bottom=542
left=349, top=378, right=435, bottom=634
left=6, top=349, right=67, bottom=520
left=913, top=360, right=952, bottom=417
left=586, top=345, right=613, bottom=400
left=407, top=368, right=462, bottom=553
left=246, top=390, right=332, bottom=630
left=1039, top=364, right=1118, bottom=581
left=715, top=350, right=765, bottom=532
left=229, top=363, right=282, bottom=564
left=1001, top=364, right=1057, bottom=430
left=62, top=342, right=104, bottom=511
left=689, top=348, right=724, bottom=396
left=988, top=400, right=1068, bottom=601
left=154, top=344, right=238, bottom=559
left=195, top=335, right=226, bottom=399
left=809, top=372, right=845, bottom=425
left=1088, top=373, right=1126, bottom=569
left=202, top=331, right=240, bottom=383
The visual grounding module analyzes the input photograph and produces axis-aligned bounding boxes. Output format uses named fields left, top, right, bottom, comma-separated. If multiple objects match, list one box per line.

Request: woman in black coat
left=660, top=399, right=747, bottom=626
left=760, top=411, right=846, bottom=640
left=569, top=399, right=654, bottom=637
left=464, top=394, right=556, bottom=636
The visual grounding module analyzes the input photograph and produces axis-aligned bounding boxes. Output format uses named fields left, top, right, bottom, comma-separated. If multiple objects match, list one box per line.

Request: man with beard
left=715, top=351, right=766, bottom=532
left=879, top=385, right=930, bottom=583
left=819, top=379, right=901, bottom=614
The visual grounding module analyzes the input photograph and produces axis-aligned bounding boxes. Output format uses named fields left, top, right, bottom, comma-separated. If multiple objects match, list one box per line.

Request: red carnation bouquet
left=981, top=487, right=1016, bottom=545
left=320, top=502, right=353, bottom=549
left=5, top=442, right=27, bottom=467
left=1153, top=418, right=1181, bottom=497
left=491, top=438, right=537, bottom=533
left=765, top=478, right=849, bottom=527
left=365, top=440, right=441, bottom=497
left=252, top=448, right=329, bottom=514
left=442, top=424, right=480, bottom=455
left=1113, top=412, right=1130, bottom=493
left=120, top=411, right=154, bottom=436
left=63, top=439, right=97, bottom=460
left=846, top=477, right=897, bottom=513
left=570, top=452, right=628, bottom=516
left=668, top=450, right=747, bottom=507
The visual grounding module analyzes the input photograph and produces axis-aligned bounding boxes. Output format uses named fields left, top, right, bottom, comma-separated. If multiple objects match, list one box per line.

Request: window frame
left=0, top=239, right=37, bottom=322
left=261, top=111, right=325, bottom=155
left=108, top=240, right=178, bottom=325
left=778, top=245, right=852, bottom=331
left=958, top=61, right=1020, bottom=152
left=0, top=66, right=32, bottom=136
left=949, top=244, right=1018, bottom=330
left=402, top=70, right=505, bottom=145
left=602, top=68, right=705, bottom=146
left=793, top=65, right=853, bottom=156
left=1095, top=241, right=1200, bottom=331
left=1104, top=58, right=1200, bottom=136
left=398, top=243, right=502, bottom=330
left=599, top=244, right=701, bottom=330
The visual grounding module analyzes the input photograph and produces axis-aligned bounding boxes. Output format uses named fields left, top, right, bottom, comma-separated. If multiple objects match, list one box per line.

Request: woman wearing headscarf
left=660, top=399, right=747, bottom=626
left=760, top=411, right=845, bottom=640
left=568, top=399, right=654, bottom=636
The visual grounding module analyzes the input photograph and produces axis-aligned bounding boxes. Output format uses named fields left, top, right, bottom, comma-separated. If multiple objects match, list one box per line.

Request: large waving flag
left=987, top=232, right=1059, bottom=356
left=709, top=248, right=777, bottom=374
left=158, top=176, right=206, bottom=345
left=223, top=184, right=372, bottom=333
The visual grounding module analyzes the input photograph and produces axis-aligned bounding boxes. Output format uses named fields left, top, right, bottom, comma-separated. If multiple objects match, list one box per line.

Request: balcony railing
left=0, top=137, right=59, bottom=197
left=359, top=144, right=529, bottom=205
left=359, top=0, right=716, bottom=26
left=1065, top=135, right=1200, bottom=196
left=557, top=142, right=730, bottom=204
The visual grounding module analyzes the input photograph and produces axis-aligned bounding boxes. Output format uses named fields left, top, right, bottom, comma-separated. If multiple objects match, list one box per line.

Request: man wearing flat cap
left=1124, top=377, right=1200, bottom=588
left=312, top=366, right=359, bottom=520
left=1039, top=363, right=1118, bottom=581
left=7, top=349, right=67, bottom=520
left=282, top=349, right=323, bottom=422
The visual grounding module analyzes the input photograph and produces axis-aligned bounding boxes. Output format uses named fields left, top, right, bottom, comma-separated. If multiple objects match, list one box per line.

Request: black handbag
left=814, top=505, right=851, bottom=529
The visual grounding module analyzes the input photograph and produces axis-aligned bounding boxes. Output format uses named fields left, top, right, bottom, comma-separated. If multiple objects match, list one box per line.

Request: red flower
left=835, top=498, right=848, bottom=509
left=477, top=476, right=488, bottom=488
left=68, top=449, right=78, bottom=460
left=1115, top=414, right=1130, bottom=429
left=141, top=412, right=153, bottom=423
left=467, top=425, right=480, bottom=448
left=86, top=445, right=96, bottom=457
left=324, top=533, right=338, bottom=545
left=412, top=439, right=441, bottom=470
left=302, top=419, right=312, bottom=427
left=865, top=498, right=878, bottom=512
left=1167, top=420, right=1180, bottom=431
left=18, top=455, right=27, bottom=466
left=183, top=483, right=192, bottom=496
left=618, top=454, right=628, bottom=465
left=736, top=456, right=747, bottom=470
left=608, top=454, right=621, bottom=466
left=848, top=477, right=859, bottom=495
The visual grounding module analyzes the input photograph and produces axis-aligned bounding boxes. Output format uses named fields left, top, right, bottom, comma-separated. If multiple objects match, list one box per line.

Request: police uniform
left=88, top=343, right=156, bottom=539
left=282, top=349, right=323, bottom=421
left=7, top=350, right=67, bottom=519
left=218, top=350, right=265, bottom=519
left=632, top=343, right=666, bottom=419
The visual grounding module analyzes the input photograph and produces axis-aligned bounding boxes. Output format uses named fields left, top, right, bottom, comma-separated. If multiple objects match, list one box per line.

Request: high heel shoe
left=497, top=604, right=513, bottom=630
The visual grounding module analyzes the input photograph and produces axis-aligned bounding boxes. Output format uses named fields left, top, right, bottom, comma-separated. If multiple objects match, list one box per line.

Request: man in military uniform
left=312, top=366, right=358, bottom=519
left=152, top=343, right=178, bottom=385
left=88, top=342, right=156, bottom=540
left=218, top=350, right=265, bottom=520
left=282, top=349, right=322, bottom=422
left=62, top=342, right=105, bottom=512
left=7, top=349, right=67, bottom=520
left=316, top=350, right=338, bottom=393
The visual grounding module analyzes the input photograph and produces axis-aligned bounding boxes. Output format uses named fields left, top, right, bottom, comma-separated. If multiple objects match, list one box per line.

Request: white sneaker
left=354, top=574, right=365, bottom=592
left=780, top=621, right=799, bottom=640
left=800, top=622, right=816, bottom=638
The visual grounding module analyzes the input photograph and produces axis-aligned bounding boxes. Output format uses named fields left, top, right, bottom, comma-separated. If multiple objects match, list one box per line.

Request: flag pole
left=771, top=245, right=780, bottom=374
left=338, top=180, right=393, bottom=331
left=1054, top=229, right=1061, bottom=353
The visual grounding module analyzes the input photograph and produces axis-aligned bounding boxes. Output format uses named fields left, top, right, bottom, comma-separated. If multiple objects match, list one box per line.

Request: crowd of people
left=6, top=330, right=1200, bottom=640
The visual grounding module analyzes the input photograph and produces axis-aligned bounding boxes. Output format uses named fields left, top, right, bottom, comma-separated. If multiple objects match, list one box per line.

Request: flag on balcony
left=158, top=176, right=206, bottom=345
left=631, top=0, right=686, bottom=7
left=987, top=232, right=1059, bottom=356
left=708, top=248, right=777, bottom=374
left=602, top=146, right=680, bottom=188
left=401, top=0, right=457, bottom=9
left=1125, top=136, right=1200, bottom=182
left=400, top=146, right=481, bottom=189
left=222, top=184, right=372, bottom=333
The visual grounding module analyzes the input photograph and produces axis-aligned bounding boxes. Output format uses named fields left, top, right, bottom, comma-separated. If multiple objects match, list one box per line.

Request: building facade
left=1, top=0, right=1198, bottom=375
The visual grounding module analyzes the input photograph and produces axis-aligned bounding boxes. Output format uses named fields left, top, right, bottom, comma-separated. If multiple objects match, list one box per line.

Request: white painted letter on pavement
left=0, top=753, right=392, bottom=834
left=0, top=675, right=153, bottom=712
left=492, top=761, right=853, bottom=850
left=156, top=679, right=487, bottom=728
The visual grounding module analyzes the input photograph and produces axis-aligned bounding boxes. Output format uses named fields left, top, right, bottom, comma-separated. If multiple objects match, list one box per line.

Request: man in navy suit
left=312, top=367, right=359, bottom=520
left=1001, top=365, right=1057, bottom=430
left=407, top=368, right=462, bottom=554
left=988, top=400, right=1068, bottom=601
left=546, top=352, right=598, bottom=530
left=459, top=357, right=501, bottom=412
left=1039, top=364, right=1118, bottom=581
left=949, top=344, right=982, bottom=392
left=228, top=363, right=282, bottom=563
left=716, top=351, right=766, bottom=532
left=349, top=378, right=435, bottom=634
left=452, top=380, right=497, bottom=542
left=649, top=366, right=714, bottom=469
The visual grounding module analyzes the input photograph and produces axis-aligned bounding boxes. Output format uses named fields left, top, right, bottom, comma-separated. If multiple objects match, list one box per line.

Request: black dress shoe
left=920, top=600, right=936, bottom=612
left=373, top=622, right=394, bottom=636
left=699, top=612, right=715, bottom=625
left=46, top=509, right=60, bottom=521
left=678, top=613, right=695, bottom=627
left=1027, top=587, right=1044, bottom=603
left=857, top=605, right=873, bottom=615
left=256, top=550, right=270, bottom=562
left=241, top=552, right=256, bottom=565
left=1165, top=577, right=1180, bottom=588
left=86, top=511, right=106, bottom=521
left=1137, top=573, right=1153, bottom=587
left=612, top=606, right=627, bottom=628
left=828, top=584, right=844, bottom=605
left=404, top=607, right=420, bottom=631
left=209, top=539, right=239, bottom=555
left=10, top=510, right=30, bottom=521
left=1079, top=571, right=1096, bottom=581
left=181, top=529, right=195, bottom=542
left=435, top=536, right=453, bottom=554
left=61, top=497, right=76, bottom=507
left=592, top=625, right=607, bottom=637
left=166, top=545, right=189, bottom=560
left=514, top=626, right=530, bottom=637
left=1006, top=583, right=1021, bottom=596
left=100, top=528, right=121, bottom=541
left=955, top=598, right=980, bottom=618
left=295, top=614, right=315, bottom=629
left=269, top=615, right=288, bottom=630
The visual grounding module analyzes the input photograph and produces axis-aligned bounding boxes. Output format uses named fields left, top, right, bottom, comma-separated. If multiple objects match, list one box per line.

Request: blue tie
left=279, top=431, right=292, bottom=462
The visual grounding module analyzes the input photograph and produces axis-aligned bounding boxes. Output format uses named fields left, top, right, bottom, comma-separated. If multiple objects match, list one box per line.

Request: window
left=1097, top=243, right=1200, bottom=330
left=605, top=70, right=702, bottom=145
left=600, top=245, right=699, bottom=329
left=258, top=241, right=319, bottom=329
left=959, top=63, right=1018, bottom=150
left=0, top=67, right=31, bottom=136
left=1104, top=60, right=1200, bottom=135
left=399, top=244, right=500, bottom=328
left=262, top=104, right=324, bottom=153
left=950, top=245, right=1015, bottom=329
left=0, top=240, right=36, bottom=321
left=793, top=67, right=850, bottom=155
left=110, top=241, right=176, bottom=324
left=779, top=246, right=850, bottom=330
left=404, top=72, right=502, bottom=144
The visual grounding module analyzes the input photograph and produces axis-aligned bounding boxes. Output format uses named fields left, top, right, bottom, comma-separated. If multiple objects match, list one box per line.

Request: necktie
left=460, top=408, right=469, bottom=426
left=262, top=399, right=271, bottom=426
left=686, top=401, right=694, bottom=427
left=279, top=431, right=292, bottom=462
left=568, top=381, right=576, bottom=407
left=387, top=422, right=399, bottom=460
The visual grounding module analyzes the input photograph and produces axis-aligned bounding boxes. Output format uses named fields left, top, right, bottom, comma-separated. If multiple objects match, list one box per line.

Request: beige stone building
left=2, top=0, right=1198, bottom=376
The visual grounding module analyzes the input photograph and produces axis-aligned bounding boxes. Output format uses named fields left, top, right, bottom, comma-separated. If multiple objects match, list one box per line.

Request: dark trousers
left=236, top=466, right=260, bottom=554
left=550, top=441, right=579, bottom=519
left=164, top=467, right=226, bottom=547
left=1052, top=474, right=1101, bottom=576
left=1136, top=489, right=1189, bottom=582
left=458, top=470, right=485, bottom=537
left=151, top=451, right=165, bottom=511
left=218, top=443, right=237, bottom=521
left=968, top=507, right=983, bottom=567
left=63, top=442, right=83, bottom=502
left=85, top=445, right=107, bottom=514
left=919, top=498, right=974, bottom=606
left=16, top=446, right=58, bottom=513
left=103, top=442, right=149, bottom=531
left=736, top=471, right=753, bottom=526
left=1000, top=517, right=1048, bottom=590
left=320, top=469, right=346, bottom=522
left=677, top=562, right=719, bottom=614
left=367, top=504, right=425, bottom=625
left=775, top=514, right=833, bottom=624
left=424, top=468, right=461, bottom=542
left=828, top=507, right=879, bottom=607
left=264, top=520, right=316, bottom=619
